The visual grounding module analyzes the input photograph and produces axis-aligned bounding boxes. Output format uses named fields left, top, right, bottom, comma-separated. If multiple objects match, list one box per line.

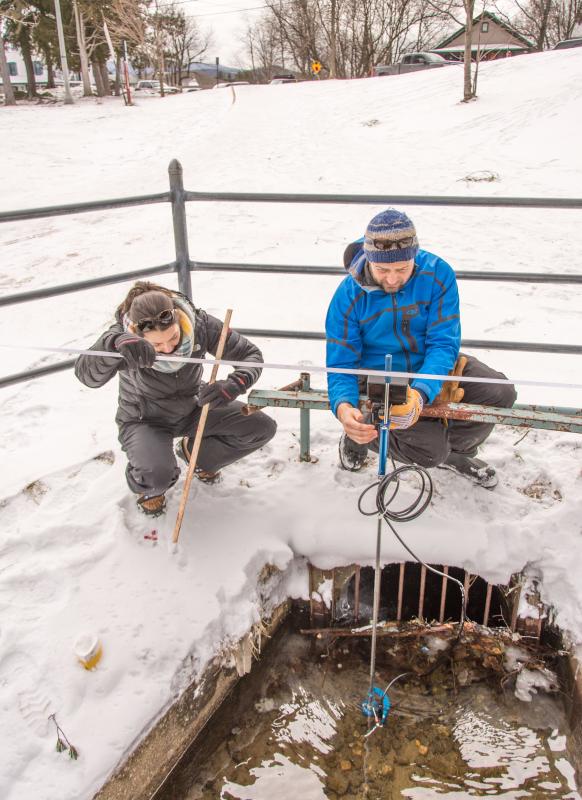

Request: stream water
left=181, top=633, right=580, bottom=799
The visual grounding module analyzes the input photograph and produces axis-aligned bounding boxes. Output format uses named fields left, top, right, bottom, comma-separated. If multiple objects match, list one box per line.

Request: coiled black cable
left=357, top=462, right=433, bottom=522
left=357, top=460, right=467, bottom=646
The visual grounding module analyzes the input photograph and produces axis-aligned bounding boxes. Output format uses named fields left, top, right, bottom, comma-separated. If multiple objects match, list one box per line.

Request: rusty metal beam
left=483, top=583, right=493, bottom=627
left=354, top=565, right=361, bottom=623
left=419, top=565, right=427, bottom=620
left=439, top=566, right=449, bottom=623
left=464, top=572, right=472, bottom=617
left=397, top=563, right=405, bottom=622
left=510, top=584, right=522, bottom=632
left=422, top=402, right=582, bottom=434
left=299, top=624, right=457, bottom=638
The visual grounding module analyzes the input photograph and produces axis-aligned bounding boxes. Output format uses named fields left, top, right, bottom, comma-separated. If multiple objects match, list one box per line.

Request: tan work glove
left=389, top=386, right=424, bottom=430
left=433, top=355, right=468, bottom=404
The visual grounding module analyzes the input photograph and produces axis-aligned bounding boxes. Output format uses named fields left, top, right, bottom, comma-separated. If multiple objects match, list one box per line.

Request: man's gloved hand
left=389, top=386, right=424, bottom=430
left=198, top=375, right=247, bottom=409
left=434, top=355, right=468, bottom=404
left=114, top=333, right=156, bottom=370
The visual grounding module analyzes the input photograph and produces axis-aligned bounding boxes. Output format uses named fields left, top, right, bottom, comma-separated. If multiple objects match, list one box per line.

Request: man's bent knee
left=391, top=422, right=449, bottom=469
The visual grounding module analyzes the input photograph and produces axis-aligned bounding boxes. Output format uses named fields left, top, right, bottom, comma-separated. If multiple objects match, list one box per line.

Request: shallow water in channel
left=183, top=634, right=580, bottom=799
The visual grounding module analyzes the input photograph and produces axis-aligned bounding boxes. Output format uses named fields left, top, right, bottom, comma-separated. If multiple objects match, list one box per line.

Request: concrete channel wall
left=93, top=565, right=582, bottom=797
left=94, top=600, right=291, bottom=800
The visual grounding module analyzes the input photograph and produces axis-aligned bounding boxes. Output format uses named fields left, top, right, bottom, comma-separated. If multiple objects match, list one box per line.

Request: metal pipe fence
left=1, top=158, right=581, bottom=389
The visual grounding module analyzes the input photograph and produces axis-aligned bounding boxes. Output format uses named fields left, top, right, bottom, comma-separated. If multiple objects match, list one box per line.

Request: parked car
left=553, top=37, right=582, bottom=50
left=374, top=52, right=451, bottom=77
left=213, top=81, right=251, bottom=89
left=270, top=74, right=297, bottom=84
left=135, top=80, right=179, bottom=94
left=182, top=79, right=201, bottom=92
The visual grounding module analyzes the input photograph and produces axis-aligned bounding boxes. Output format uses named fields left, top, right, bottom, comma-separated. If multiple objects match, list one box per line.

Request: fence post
left=168, top=159, right=192, bottom=300
left=300, top=371, right=311, bottom=462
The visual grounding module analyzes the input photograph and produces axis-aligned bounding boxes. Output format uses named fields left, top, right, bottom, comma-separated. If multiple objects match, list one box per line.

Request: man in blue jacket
left=325, top=208, right=516, bottom=489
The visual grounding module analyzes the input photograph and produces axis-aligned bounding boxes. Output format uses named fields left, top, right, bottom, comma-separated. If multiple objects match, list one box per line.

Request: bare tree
left=424, top=0, right=482, bottom=100
left=258, top=0, right=449, bottom=80
left=72, top=0, right=92, bottom=96
left=492, top=0, right=553, bottom=49
left=462, top=0, right=475, bottom=100
left=492, top=0, right=581, bottom=48
left=240, top=15, right=280, bottom=80
left=0, top=29, right=16, bottom=104
left=161, top=3, right=212, bottom=85
left=548, top=0, right=582, bottom=41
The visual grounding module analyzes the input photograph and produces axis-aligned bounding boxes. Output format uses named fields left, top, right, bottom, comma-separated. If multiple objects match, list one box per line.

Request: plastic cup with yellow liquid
left=74, top=634, right=103, bottom=670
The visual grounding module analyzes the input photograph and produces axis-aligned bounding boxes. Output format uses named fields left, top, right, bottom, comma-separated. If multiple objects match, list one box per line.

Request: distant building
left=1, top=42, right=48, bottom=89
left=432, top=11, right=534, bottom=61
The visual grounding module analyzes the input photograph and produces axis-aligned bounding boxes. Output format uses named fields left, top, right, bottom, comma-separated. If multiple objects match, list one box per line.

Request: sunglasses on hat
left=370, top=237, right=416, bottom=251
left=136, top=308, right=176, bottom=332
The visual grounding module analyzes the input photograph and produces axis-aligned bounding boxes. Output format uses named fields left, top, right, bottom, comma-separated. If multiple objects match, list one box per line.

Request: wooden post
left=172, top=309, right=232, bottom=544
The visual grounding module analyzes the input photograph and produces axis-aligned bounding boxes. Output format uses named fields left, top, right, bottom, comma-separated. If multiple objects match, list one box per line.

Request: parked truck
left=374, top=52, right=452, bottom=76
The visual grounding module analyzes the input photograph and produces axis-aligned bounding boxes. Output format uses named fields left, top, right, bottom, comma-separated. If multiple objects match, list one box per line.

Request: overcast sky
left=179, top=0, right=268, bottom=67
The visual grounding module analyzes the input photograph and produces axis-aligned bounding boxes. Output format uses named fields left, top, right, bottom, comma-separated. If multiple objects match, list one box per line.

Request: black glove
left=198, top=376, right=247, bottom=409
left=114, top=333, right=156, bottom=370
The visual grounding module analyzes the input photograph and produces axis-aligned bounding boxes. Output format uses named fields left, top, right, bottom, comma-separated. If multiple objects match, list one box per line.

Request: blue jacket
left=325, top=245, right=461, bottom=415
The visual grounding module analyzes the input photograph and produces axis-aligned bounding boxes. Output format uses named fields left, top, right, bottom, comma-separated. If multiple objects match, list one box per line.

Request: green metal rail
left=245, top=376, right=582, bottom=461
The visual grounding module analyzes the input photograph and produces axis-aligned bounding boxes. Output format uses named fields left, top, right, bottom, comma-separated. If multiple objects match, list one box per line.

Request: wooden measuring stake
left=172, top=309, right=233, bottom=544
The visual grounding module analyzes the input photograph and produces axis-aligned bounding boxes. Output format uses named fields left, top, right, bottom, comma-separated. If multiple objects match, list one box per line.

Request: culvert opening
left=310, top=563, right=509, bottom=632
left=152, top=612, right=581, bottom=800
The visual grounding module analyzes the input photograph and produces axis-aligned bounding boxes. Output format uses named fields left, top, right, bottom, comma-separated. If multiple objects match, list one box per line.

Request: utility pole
left=279, top=0, right=284, bottom=69
left=54, top=0, right=74, bottom=104
left=329, top=0, right=337, bottom=79
left=215, top=55, right=219, bottom=86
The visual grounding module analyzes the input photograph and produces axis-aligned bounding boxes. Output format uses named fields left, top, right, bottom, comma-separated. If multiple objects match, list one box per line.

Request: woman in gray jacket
left=75, top=282, right=276, bottom=517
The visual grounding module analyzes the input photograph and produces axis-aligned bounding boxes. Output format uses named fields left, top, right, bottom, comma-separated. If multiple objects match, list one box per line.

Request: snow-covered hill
left=0, top=48, right=581, bottom=799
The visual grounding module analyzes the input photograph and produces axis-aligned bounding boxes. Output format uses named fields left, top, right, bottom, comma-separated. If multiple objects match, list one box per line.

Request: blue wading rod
left=368, top=354, right=392, bottom=701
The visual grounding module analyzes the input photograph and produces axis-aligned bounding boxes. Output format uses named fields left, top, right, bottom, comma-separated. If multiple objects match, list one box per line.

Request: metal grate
left=307, top=562, right=544, bottom=640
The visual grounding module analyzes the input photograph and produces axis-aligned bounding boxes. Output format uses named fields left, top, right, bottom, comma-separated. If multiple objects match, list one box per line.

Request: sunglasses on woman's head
left=136, top=308, right=176, bottom=332
left=371, top=237, right=415, bottom=251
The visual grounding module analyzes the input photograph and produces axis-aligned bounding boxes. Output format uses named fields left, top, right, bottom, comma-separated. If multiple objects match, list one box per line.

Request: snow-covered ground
left=1, top=49, right=581, bottom=800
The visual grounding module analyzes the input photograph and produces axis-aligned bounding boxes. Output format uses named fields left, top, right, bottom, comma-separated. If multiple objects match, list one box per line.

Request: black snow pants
left=119, top=402, right=277, bottom=496
left=346, top=354, right=517, bottom=469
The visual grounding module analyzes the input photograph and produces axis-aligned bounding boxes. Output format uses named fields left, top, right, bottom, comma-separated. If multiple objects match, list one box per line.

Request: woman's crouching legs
left=189, top=402, right=277, bottom=474
left=119, top=422, right=179, bottom=496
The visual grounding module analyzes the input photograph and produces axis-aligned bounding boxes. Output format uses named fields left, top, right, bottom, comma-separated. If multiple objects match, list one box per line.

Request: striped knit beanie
left=363, top=208, right=419, bottom=264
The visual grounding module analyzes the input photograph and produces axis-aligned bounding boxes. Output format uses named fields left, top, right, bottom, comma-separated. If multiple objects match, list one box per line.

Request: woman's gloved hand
left=198, top=375, right=247, bottom=409
left=389, top=386, right=424, bottom=430
left=114, top=333, right=156, bottom=370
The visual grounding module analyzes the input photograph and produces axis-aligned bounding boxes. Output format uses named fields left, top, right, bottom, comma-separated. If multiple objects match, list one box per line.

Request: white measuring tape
left=3, top=344, right=582, bottom=391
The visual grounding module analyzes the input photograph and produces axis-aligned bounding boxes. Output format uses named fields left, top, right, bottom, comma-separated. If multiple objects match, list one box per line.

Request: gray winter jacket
left=74, top=298, right=263, bottom=430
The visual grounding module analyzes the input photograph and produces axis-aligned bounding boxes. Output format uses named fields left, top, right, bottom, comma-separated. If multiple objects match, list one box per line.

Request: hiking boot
left=137, top=494, right=167, bottom=517
left=193, top=466, right=222, bottom=485
left=338, top=434, right=368, bottom=472
left=439, top=452, right=498, bottom=490
left=175, top=437, right=222, bottom=485
left=175, top=436, right=191, bottom=466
